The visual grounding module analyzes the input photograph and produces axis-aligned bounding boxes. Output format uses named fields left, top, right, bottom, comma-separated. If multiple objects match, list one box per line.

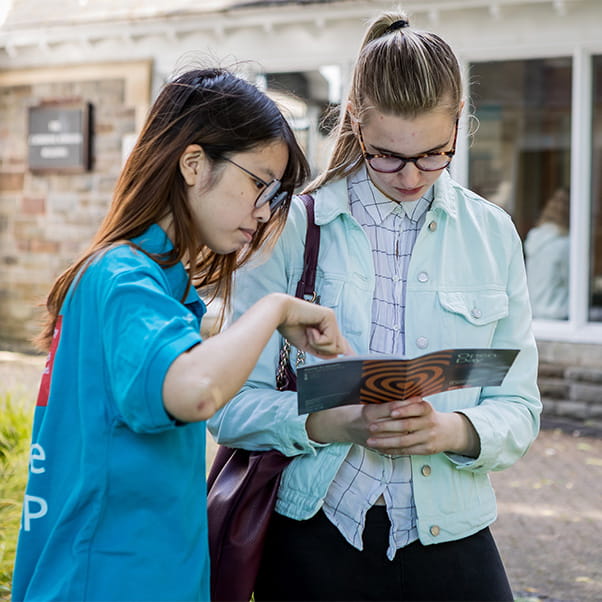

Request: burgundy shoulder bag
left=207, top=194, right=320, bottom=602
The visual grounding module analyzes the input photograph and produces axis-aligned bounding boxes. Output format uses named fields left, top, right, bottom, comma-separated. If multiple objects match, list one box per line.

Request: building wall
left=537, top=341, right=602, bottom=425
left=0, top=62, right=151, bottom=348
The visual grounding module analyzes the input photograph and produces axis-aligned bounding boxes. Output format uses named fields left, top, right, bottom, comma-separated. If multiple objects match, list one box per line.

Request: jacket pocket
left=316, top=273, right=370, bottom=337
left=437, top=290, right=508, bottom=347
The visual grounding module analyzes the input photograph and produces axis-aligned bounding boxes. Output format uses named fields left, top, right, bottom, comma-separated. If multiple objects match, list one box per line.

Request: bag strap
left=276, top=194, right=320, bottom=389
left=294, top=194, right=320, bottom=302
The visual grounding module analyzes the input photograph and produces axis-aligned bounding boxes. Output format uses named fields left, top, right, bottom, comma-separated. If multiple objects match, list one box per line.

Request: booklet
left=297, top=347, right=519, bottom=414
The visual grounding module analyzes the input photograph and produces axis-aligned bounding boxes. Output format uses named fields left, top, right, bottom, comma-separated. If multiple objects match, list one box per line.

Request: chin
left=214, top=247, right=239, bottom=255
left=205, top=237, right=242, bottom=255
left=228, top=243, right=250, bottom=255
left=393, top=188, right=423, bottom=202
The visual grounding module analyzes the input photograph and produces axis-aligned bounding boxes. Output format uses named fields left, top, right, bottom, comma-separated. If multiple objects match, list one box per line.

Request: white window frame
left=454, top=47, right=602, bottom=345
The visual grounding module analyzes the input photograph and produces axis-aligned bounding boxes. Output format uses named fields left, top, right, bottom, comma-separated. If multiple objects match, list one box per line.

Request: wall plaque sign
left=27, top=103, right=93, bottom=172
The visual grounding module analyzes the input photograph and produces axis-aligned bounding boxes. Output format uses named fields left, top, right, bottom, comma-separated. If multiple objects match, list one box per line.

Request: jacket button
left=417, top=271, right=429, bottom=282
left=471, top=308, right=482, bottom=319
left=430, top=525, right=441, bottom=536
left=416, top=337, right=428, bottom=349
left=428, top=221, right=437, bottom=232
left=421, top=464, right=432, bottom=476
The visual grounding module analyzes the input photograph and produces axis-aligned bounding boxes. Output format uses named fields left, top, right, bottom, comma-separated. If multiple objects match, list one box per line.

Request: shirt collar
left=348, top=165, right=434, bottom=225
left=131, top=224, right=204, bottom=310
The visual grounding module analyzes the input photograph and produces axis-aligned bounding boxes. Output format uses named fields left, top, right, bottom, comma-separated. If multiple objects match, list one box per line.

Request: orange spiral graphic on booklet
left=360, top=350, right=454, bottom=403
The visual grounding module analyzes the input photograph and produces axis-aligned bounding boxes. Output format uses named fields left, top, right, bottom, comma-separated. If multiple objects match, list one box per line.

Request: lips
left=240, top=228, right=256, bottom=243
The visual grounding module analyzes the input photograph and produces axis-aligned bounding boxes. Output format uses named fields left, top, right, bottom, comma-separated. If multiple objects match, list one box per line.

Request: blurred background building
left=1, top=0, right=601, bottom=423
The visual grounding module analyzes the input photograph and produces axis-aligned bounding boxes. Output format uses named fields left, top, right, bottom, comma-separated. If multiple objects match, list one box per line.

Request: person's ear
left=179, top=144, right=205, bottom=186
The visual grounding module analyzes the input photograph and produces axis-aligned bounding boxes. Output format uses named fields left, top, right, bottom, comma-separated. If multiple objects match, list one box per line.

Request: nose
left=254, top=200, right=271, bottom=224
left=396, top=162, right=422, bottom=187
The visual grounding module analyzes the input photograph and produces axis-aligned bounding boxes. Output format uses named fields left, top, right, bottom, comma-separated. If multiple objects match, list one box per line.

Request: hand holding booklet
left=297, top=348, right=519, bottom=414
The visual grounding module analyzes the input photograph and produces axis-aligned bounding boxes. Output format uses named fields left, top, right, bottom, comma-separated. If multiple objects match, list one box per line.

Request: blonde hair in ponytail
left=305, top=10, right=463, bottom=192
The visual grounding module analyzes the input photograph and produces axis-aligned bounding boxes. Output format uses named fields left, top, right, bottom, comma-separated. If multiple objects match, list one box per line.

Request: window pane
left=590, top=56, right=602, bottom=321
left=469, top=58, right=572, bottom=320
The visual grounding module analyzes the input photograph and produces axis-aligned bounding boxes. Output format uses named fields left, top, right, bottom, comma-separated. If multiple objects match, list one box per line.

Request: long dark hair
left=36, top=67, right=309, bottom=350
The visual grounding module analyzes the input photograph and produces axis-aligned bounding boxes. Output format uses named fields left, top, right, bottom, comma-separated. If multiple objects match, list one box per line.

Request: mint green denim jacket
left=208, top=170, right=541, bottom=546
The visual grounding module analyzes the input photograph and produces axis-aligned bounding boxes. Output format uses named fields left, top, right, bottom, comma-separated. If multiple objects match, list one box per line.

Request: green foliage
left=0, top=393, right=33, bottom=600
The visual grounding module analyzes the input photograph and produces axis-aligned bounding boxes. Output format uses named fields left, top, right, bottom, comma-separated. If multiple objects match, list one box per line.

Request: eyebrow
left=370, top=138, right=450, bottom=157
left=255, top=167, right=277, bottom=183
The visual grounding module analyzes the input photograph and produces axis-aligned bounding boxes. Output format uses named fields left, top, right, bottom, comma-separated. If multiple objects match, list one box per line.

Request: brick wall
left=0, top=76, right=137, bottom=348
left=537, top=341, right=602, bottom=425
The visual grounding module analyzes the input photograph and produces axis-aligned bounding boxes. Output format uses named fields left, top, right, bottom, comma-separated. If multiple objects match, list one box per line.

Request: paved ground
left=2, top=351, right=601, bottom=601
left=490, top=420, right=602, bottom=602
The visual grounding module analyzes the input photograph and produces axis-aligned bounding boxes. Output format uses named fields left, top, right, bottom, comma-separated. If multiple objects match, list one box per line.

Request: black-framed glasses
left=223, top=157, right=288, bottom=213
left=357, top=120, right=458, bottom=173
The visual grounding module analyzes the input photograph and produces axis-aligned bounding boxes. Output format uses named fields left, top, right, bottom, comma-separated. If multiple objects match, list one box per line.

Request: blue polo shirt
left=12, top=224, right=210, bottom=601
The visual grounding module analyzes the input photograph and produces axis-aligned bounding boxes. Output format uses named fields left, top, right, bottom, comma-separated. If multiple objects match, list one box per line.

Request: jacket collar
left=311, top=167, right=458, bottom=225
left=432, top=169, right=458, bottom=220
left=311, top=177, right=351, bottom=226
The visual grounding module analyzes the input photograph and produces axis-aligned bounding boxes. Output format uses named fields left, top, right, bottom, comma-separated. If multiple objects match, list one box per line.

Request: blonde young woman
left=12, top=68, right=349, bottom=602
left=209, top=12, right=541, bottom=602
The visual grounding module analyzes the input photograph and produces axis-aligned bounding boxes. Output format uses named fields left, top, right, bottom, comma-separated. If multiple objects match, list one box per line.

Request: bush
left=0, top=394, right=33, bottom=600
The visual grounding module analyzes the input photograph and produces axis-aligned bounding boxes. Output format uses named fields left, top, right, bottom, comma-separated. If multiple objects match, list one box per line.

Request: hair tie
left=383, top=19, right=409, bottom=35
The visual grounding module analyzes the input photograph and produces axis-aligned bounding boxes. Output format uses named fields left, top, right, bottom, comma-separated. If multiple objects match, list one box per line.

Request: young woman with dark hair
left=12, top=67, right=348, bottom=602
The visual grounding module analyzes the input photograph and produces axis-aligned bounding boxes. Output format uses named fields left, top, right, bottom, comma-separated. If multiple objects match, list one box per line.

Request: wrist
left=306, top=406, right=354, bottom=444
left=306, top=410, right=337, bottom=444
left=264, top=292, right=291, bottom=326
left=448, top=412, right=480, bottom=458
